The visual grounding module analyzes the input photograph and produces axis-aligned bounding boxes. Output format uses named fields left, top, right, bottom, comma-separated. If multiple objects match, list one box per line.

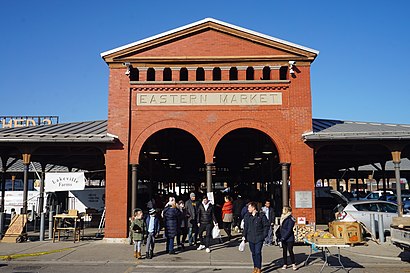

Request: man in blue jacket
left=243, top=201, right=270, bottom=273
left=145, top=208, right=160, bottom=259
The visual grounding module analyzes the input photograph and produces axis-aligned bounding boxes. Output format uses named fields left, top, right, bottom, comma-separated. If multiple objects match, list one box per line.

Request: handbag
left=223, top=213, right=233, bottom=223
left=238, top=238, right=246, bottom=252
left=212, top=225, right=221, bottom=239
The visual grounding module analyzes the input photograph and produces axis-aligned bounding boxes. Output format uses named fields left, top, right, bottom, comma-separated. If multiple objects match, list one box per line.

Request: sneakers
left=197, top=244, right=205, bottom=250
left=292, top=264, right=297, bottom=271
left=281, top=265, right=287, bottom=269
left=205, top=248, right=211, bottom=253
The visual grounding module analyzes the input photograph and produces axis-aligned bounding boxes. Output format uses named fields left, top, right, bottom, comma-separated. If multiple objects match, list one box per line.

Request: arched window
left=262, top=66, right=270, bottom=80
left=163, top=67, right=172, bottom=81
left=280, top=66, right=288, bottom=80
left=180, top=67, right=188, bottom=81
left=213, top=67, right=221, bottom=81
left=129, top=67, right=139, bottom=81
left=196, top=67, right=205, bottom=81
left=147, top=68, right=155, bottom=81
left=246, top=67, right=254, bottom=80
left=229, top=67, right=238, bottom=80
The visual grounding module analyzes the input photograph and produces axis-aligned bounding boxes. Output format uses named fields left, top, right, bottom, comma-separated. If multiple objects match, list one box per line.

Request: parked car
left=361, top=190, right=393, bottom=200
left=379, top=194, right=410, bottom=210
left=337, top=200, right=406, bottom=233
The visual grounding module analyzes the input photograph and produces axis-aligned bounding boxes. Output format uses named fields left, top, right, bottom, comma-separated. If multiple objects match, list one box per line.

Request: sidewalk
left=0, top=235, right=409, bottom=270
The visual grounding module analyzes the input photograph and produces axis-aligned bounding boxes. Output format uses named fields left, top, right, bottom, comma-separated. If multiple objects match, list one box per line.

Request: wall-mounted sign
left=0, top=116, right=59, bottom=128
left=137, top=92, right=282, bottom=106
left=45, top=172, right=85, bottom=192
left=295, top=191, right=313, bottom=208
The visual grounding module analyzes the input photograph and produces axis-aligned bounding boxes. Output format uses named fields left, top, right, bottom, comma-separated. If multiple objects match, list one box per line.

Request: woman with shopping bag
left=243, top=201, right=270, bottom=273
left=221, top=195, right=233, bottom=241
left=196, top=195, right=217, bottom=253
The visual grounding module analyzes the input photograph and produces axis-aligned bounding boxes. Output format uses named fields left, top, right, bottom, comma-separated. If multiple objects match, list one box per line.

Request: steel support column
left=206, top=163, right=213, bottom=193
left=22, top=153, right=31, bottom=214
left=281, top=163, right=290, bottom=207
left=131, top=164, right=138, bottom=214
left=392, top=151, right=403, bottom=216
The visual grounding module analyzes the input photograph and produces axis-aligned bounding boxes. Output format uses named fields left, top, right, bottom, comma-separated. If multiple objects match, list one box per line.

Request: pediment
left=101, top=18, right=318, bottom=64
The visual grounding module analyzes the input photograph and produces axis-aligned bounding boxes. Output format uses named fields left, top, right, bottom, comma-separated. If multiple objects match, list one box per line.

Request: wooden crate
left=314, top=237, right=345, bottom=245
left=329, top=221, right=362, bottom=244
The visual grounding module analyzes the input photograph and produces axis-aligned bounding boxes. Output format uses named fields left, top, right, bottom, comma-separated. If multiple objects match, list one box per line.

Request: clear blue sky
left=1, top=1, right=409, bottom=124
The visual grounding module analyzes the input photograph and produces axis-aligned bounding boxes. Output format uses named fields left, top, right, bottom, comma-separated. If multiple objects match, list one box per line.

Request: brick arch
left=209, top=119, right=291, bottom=163
left=130, top=119, right=209, bottom=164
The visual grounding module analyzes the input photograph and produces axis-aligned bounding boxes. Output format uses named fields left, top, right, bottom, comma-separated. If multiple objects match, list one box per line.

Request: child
left=130, top=208, right=146, bottom=259
left=145, top=208, right=160, bottom=259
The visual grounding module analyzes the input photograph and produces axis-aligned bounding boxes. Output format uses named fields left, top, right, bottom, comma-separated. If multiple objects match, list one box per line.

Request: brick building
left=101, top=18, right=319, bottom=239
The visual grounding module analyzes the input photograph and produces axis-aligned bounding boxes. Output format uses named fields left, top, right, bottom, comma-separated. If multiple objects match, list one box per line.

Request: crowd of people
left=129, top=192, right=297, bottom=272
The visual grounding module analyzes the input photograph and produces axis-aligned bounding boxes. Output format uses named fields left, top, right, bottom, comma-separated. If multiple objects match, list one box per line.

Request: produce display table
left=305, top=241, right=350, bottom=273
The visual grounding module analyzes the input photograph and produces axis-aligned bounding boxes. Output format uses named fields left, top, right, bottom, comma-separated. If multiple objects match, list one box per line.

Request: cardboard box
left=329, top=221, right=362, bottom=244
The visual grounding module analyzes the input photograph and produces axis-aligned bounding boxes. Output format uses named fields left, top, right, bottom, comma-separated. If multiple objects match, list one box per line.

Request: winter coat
left=280, top=215, right=295, bottom=243
left=130, top=218, right=146, bottom=241
left=233, top=198, right=245, bottom=216
left=197, top=202, right=217, bottom=225
left=179, top=208, right=188, bottom=228
left=163, top=206, right=181, bottom=238
left=185, top=199, right=199, bottom=228
left=261, top=206, right=275, bottom=225
left=145, top=215, right=160, bottom=235
left=221, top=201, right=233, bottom=222
left=243, top=212, right=269, bottom=244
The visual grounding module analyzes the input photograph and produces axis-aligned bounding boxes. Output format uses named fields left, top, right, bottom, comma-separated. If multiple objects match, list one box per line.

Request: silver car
left=340, top=200, right=401, bottom=233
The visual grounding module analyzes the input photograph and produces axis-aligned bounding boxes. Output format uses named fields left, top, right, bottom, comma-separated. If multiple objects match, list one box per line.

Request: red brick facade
left=102, top=19, right=318, bottom=238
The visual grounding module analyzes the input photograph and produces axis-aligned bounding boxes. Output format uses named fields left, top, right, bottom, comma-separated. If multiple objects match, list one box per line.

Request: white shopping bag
left=212, top=225, right=221, bottom=239
left=238, top=239, right=246, bottom=252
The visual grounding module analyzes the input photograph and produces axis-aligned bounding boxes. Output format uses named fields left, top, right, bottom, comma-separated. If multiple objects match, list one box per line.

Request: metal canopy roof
left=0, top=120, right=116, bottom=143
left=304, top=119, right=410, bottom=141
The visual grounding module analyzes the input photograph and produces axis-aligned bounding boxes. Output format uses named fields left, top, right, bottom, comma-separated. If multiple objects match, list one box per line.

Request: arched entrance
left=137, top=128, right=205, bottom=207
left=213, top=128, right=282, bottom=214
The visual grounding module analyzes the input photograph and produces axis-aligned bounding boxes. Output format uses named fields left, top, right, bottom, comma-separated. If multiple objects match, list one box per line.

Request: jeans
left=198, top=223, right=212, bottom=248
left=146, top=232, right=155, bottom=254
left=282, top=241, right=295, bottom=265
left=188, top=226, right=198, bottom=245
left=249, top=241, right=263, bottom=269
left=133, top=240, right=142, bottom=252
left=177, top=227, right=188, bottom=246
left=222, top=222, right=232, bottom=239
left=166, top=236, right=175, bottom=253
left=264, top=226, right=273, bottom=245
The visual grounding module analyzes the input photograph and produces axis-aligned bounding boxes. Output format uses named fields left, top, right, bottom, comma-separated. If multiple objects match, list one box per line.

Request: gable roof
left=100, top=18, right=319, bottom=59
left=304, top=118, right=410, bottom=141
left=0, top=120, right=116, bottom=143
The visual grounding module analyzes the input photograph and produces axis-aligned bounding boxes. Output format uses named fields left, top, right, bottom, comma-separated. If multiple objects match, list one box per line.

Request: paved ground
left=0, top=231, right=409, bottom=273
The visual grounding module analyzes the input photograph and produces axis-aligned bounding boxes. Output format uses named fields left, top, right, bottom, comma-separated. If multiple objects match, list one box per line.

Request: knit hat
left=149, top=208, right=156, bottom=215
left=190, top=193, right=196, bottom=198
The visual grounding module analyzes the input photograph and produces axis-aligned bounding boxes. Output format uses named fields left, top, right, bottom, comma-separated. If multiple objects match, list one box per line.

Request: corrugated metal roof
left=0, top=157, right=84, bottom=173
left=304, top=118, right=410, bottom=141
left=0, top=120, right=116, bottom=143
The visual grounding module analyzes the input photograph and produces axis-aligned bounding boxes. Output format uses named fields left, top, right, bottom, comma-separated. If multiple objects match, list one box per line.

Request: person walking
left=185, top=192, right=199, bottom=246
left=221, top=195, right=233, bottom=241
left=261, top=200, right=275, bottom=245
left=196, top=195, right=217, bottom=253
left=130, top=208, right=146, bottom=259
left=163, top=201, right=181, bottom=254
left=145, top=208, right=160, bottom=259
left=233, top=195, right=245, bottom=232
left=243, top=201, right=270, bottom=273
left=279, top=207, right=297, bottom=270
left=177, top=200, right=188, bottom=250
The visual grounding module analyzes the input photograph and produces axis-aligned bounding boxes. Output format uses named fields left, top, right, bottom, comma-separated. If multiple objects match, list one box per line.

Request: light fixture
left=254, top=157, right=263, bottom=161
left=248, top=162, right=255, bottom=166
left=289, top=61, right=296, bottom=75
left=244, top=166, right=250, bottom=169
left=169, top=163, right=176, bottom=166
left=262, top=151, right=273, bottom=155
left=160, top=158, right=169, bottom=161
left=149, top=151, right=159, bottom=155
left=124, top=62, right=132, bottom=76
left=176, top=166, right=181, bottom=169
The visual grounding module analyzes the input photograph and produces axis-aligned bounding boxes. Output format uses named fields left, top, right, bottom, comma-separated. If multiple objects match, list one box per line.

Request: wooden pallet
left=1, top=214, right=27, bottom=243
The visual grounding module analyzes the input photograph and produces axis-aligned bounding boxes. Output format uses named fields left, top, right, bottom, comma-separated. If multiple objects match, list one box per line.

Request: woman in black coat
left=243, top=201, right=270, bottom=273
left=163, top=201, right=181, bottom=254
left=279, top=206, right=297, bottom=270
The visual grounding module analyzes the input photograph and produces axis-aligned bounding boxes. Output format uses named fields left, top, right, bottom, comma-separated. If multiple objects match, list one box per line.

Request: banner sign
left=0, top=116, right=58, bottom=128
left=45, top=172, right=85, bottom=192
